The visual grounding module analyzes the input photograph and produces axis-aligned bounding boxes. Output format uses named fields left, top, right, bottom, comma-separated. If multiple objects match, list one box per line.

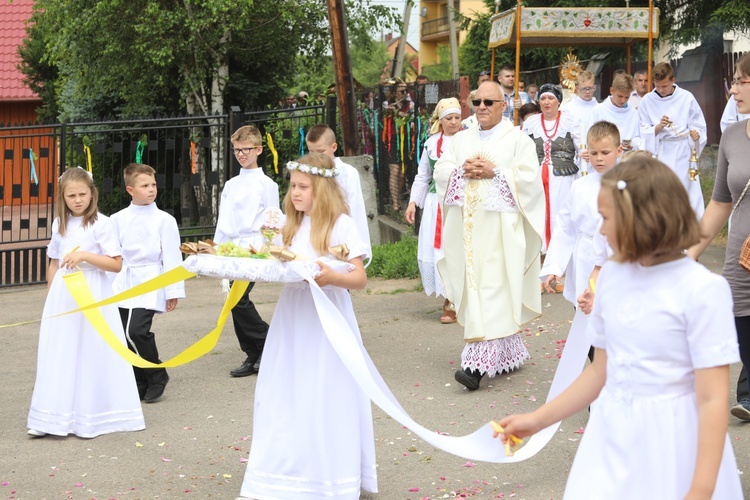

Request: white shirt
left=214, top=167, right=280, bottom=249
left=334, top=157, right=372, bottom=264
left=111, top=202, right=185, bottom=311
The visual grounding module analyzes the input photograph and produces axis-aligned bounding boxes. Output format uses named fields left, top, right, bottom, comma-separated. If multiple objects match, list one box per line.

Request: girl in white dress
left=498, top=157, right=743, bottom=499
left=405, top=97, right=462, bottom=323
left=27, top=167, right=145, bottom=438
left=239, top=153, right=376, bottom=499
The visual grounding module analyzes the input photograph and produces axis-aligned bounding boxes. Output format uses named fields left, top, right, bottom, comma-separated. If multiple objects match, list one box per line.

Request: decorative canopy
left=488, top=7, right=659, bottom=49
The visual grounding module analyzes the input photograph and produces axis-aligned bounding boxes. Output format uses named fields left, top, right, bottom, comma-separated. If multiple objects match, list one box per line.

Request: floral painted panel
left=490, top=8, right=659, bottom=47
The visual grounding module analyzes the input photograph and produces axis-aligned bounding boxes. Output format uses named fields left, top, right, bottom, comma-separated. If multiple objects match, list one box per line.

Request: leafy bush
left=366, top=236, right=420, bottom=279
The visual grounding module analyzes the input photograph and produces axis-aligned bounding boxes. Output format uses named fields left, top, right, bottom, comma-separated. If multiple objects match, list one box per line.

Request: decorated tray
left=182, top=254, right=353, bottom=282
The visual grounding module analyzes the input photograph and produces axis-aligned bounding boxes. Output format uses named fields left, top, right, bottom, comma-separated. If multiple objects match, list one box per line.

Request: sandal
left=440, top=299, right=457, bottom=324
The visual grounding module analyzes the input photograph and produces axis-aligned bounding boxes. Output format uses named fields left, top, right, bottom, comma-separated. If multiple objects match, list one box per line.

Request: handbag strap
left=734, top=178, right=750, bottom=212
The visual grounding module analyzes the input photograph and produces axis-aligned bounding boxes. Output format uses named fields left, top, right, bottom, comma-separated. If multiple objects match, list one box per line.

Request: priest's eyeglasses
left=731, top=78, right=750, bottom=88
left=472, top=99, right=503, bottom=107
left=233, top=146, right=261, bottom=156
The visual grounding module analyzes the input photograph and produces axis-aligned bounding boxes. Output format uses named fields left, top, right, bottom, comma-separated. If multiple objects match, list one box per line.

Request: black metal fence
left=0, top=114, right=230, bottom=287
left=0, top=83, right=462, bottom=287
left=367, top=79, right=462, bottom=219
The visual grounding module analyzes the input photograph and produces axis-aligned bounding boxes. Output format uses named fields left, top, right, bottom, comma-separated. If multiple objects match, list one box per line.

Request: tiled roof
left=0, top=0, right=39, bottom=101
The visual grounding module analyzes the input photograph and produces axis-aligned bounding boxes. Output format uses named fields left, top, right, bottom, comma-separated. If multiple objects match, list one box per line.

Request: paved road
left=0, top=244, right=746, bottom=499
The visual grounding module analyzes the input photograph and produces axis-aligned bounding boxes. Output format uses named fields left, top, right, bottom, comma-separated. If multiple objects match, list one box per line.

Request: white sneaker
left=27, top=429, right=47, bottom=437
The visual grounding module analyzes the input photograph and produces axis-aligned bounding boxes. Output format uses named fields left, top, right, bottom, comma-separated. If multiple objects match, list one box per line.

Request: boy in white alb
left=541, top=122, right=622, bottom=305
left=215, top=125, right=280, bottom=377
left=638, top=61, right=707, bottom=218
left=111, top=163, right=185, bottom=403
left=585, top=74, right=645, bottom=153
left=305, top=124, right=372, bottom=264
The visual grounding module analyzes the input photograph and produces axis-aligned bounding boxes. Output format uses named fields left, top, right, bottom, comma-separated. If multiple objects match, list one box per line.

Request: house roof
left=386, top=36, right=418, bottom=54
left=0, top=0, right=38, bottom=101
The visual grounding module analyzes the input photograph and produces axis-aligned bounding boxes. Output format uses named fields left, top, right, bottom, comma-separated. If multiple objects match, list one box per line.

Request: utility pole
left=392, top=1, right=411, bottom=79
left=447, top=0, right=459, bottom=78
left=327, top=0, right=358, bottom=156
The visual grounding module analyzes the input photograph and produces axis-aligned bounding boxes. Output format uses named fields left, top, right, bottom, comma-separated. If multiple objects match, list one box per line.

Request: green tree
left=456, top=0, right=750, bottom=83
left=19, top=0, right=398, bottom=223
left=422, top=45, right=455, bottom=81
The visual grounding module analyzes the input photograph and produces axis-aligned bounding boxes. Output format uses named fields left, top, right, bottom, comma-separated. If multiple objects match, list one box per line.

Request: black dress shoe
left=252, top=355, right=262, bottom=373
left=144, top=375, right=169, bottom=403
left=137, top=384, right=148, bottom=401
left=230, top=357, right=259, bottom=377
left=454, top=367, right=483, bottom=391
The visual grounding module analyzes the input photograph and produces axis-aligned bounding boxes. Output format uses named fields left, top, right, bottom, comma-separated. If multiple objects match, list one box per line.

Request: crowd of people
left=23, top=52, right=750, bottom=499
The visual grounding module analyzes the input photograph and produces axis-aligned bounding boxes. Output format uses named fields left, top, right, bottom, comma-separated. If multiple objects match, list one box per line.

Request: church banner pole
left=647, top=0, right=654, bottom=88
left=513, top=0, right=522, bottom=126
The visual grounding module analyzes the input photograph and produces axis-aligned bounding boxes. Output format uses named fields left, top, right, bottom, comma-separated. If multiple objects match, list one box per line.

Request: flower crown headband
left=286, top=160, right=338, bottom=178
left=59, top=165, right=94, bottom=182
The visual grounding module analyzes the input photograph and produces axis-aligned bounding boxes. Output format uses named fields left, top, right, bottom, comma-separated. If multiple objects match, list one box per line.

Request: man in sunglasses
left=434, top=81, right=544, bottom=391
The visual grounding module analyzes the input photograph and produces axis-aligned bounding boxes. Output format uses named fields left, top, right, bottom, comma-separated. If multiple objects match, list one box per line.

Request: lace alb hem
left=182, top=255, right=353, bottom=282
left=461, top=334, right=530, bottom=378
left=485, top=168, right=519, bottom=213
left=409, top=181, right=429, bottom=208
left=418, top=260, right=447, bottom=298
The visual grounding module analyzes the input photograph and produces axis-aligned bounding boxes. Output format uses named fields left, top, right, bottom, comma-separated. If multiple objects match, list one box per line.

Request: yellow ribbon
left=60, top=267, right=249, bottom=368
left=589, top=277, right=597, bottom=294
left=399, top=123, right=406, bottom=174
left=83, top=145, right=92, bottom=174
left=489, top=421, right=524, bottom=456
left=0, top=319, right=41, bottom=329
left=265, top=132, right=279, bottom=174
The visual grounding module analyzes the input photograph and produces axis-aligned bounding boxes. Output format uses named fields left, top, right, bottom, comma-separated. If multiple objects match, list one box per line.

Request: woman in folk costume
left=522, top=84, right=582, bottom=251
left=405, top=98, right=462, bottom=324
left=434, top=81, right=544, bottom=391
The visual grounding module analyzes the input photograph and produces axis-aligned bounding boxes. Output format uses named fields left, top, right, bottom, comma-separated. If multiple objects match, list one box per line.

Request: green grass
left=366, top=236, right=420, bottom=279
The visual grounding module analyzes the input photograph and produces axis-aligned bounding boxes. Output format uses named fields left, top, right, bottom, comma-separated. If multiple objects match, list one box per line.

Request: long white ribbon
left=298, top=266, right=592, bottom=463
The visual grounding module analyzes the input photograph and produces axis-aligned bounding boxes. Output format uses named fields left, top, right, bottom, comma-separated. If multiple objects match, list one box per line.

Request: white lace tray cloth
left=182, top=254, right=353, bottom=282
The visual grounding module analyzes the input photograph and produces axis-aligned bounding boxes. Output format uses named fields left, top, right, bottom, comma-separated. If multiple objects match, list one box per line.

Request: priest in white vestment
left=638, top=62, right=707, bottom=218
left=434, top=81, right=544, bottom=391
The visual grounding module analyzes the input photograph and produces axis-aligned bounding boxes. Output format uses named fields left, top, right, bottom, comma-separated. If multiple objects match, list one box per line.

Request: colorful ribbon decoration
left=190, top=141, right=197, bottom=174
left=83, top=144, right=92, bottom=174
left=135, top=136, right=147, bottom=164
left=299, top=127, right=305, bottom=157
left=265, top=132, right=279, bottom=174
left=59, top=266, right=247, bottom=368
left=373, top=109, right=380, bottom=171
left=29, top=148, right=39, bottom=185
left=398, top=120, right=406, bottom=174
left=415, top=115, right=422, bottom=164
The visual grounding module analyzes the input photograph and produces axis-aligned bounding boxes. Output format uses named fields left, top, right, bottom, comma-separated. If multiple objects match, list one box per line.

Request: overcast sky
left=370, top=0, right=420, bottom=48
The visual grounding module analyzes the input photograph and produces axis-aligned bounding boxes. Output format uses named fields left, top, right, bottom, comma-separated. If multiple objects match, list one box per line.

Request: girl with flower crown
left=239, top=152, right=376, bottom=499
